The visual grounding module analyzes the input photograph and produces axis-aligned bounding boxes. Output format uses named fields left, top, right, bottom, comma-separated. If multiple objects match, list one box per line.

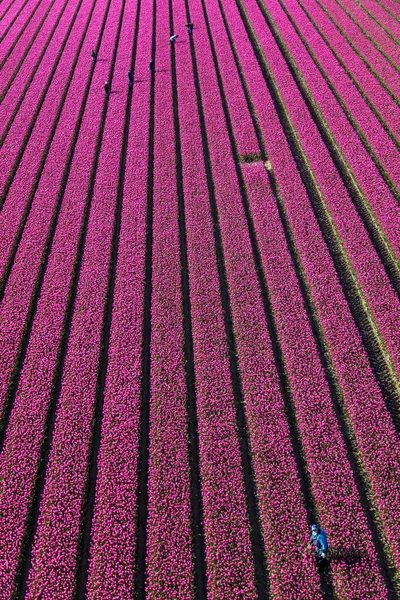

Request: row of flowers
left=316, top=0, right=400, bottom=99
left=333, top=0, right=400, bottom=67
left=86, top=1, right=151, bottom=597
left=241, top=0, right=400, bottom=585
left=174, top=1, right=258, bottom=595
left=0, top=0, right=110, bottom=595
left=146, top=0, right=194, bottom=595
left=0, top=0, right=75, bottom=202
left=21, top=0, right=135, bottom=595
left=257, top=0, right=400, bottom=425
left=272, top=0, right=400, bottom=245
left=0, top=0, right=92, bottom=425
left=223, top=0, right=389, bottom=594
left=297, top=0, right=399, bottom=142
left=0, top=0, right=56, bottom=98
left=198, top=0, right=324, bottom=596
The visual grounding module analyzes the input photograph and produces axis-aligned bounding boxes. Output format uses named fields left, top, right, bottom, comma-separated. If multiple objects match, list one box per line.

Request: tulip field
left=2, top=0, right=400, bottom=596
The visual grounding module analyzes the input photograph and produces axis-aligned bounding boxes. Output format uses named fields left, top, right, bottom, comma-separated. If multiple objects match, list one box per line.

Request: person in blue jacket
left=310, top=524, right=328, bottom=564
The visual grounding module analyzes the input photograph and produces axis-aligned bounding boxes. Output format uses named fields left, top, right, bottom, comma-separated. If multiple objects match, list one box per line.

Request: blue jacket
left=310, top=529, right=328, bottom=553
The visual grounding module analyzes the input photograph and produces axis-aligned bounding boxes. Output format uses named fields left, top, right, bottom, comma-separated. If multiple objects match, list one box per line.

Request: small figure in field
left=149, top=58, right=154, bottom=72
left=104, top=81, right=110, bottom=95
left=128, top=70, right=133, bottom=86
left=91, top=49, right=96, bottom=60
left=170, top=34, right=178, bottom=44
left=310, top=524, right=328, bottom=566
left=185, top=22, right=194, bottom=34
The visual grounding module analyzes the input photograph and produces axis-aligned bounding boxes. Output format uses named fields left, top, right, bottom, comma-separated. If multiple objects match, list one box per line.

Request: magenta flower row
left=23, top=0, right=135, bottom=595
left=0, top=0, right=48, bottom=66
left=338, top=0, right=400, bottom=63
left=242, top=0, right=400, bottom=580
left=317, top=0, right=400, bottom=98
left=0, top=0, right=73, bottom=196
left=146, top=0, right=194, bottom=595
left=298, top=0, right=400, bottom=141
left=174, top=0, right=258, bottom=594
left=0, top=0, right=56, bottom=91
left=86, top=2, right=152, bottom=598
left=271, top=0, right=400, bottom=209
left=191, top=0, right=323, bottom=595
left=0, top=0, right=110, bottom=594
left=222, top=0, right=387, bottom=594
left=0, top=0, right=92, bottom=423
left=0, top=0, right=32, bottom=35
left=259, top=0, right=400, bottom=412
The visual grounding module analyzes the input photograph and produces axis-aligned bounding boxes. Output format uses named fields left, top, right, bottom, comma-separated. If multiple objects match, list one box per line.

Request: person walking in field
left=128, top=70, right=133, bottom=86
left=170, top=34, right=178, bottom=44
left=310, top=524, right=328, bottom=565
left=104, top=81, right=110, bottom=96
left=185, top=22, right=194, bottom=34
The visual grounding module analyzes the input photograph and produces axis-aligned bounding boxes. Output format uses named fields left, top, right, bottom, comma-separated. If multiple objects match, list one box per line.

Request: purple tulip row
left=0, top=0, right=63, bottom=129
left=271, top=0, right=400, bottom=200
left=196, top=0, right=257, bottom=158
left=195, top=0, right=324, bottom=597
left=296, top=0, right=400, bottom=139
left=335, top=0, right=400, bottom=63
left=0, top=0, right=55, bottom=82
left=244, top=159, right=389, bottom=598
left=173, top=0, right=259, bottom=595
left=374, top=0, right=399, bottom=15
left=0, top=0, right=27, bottom=25
left=0, top=0, right=19, bottom=21
left=86, top=1, right=152, bottom=596
left=0, top=0, right=69, bottom=169
left=0, top=0, right=81, bottom=299
left=317, top=0, right=400, bottom=99
left=0, top=0, right=44, bottom=64
left=146, top=0, right=194, bottom=595
left=239, top=0, right=400, bottom=581
left=0, top=0, right=110, bottom=594
left=220, top=0, right=391, bottom=595
left=243, top=0, right=400, bottom=413
left=20, top=0, right=135, bottom=595
left=0, top=0, right=92, bottom=421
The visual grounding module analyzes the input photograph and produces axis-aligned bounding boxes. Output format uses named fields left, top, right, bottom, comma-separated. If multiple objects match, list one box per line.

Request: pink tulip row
left=295, top=0, right=400, bottom=140
left=0, top=0, right=27, bottom=23
left=194, top=0, right=323, bottom=597
left=0, top=0, right=112, bottom=594
left=21, top=0, right=135, bottom=595
left=337, top=0, right=400, bottom=63
left=0, top=0, right=42, bottom=63
left=220, top=0, right=392, bottom=595
left=86, top=1, right=152, bottom=596
left=0, top=0, right=82, bottom=270
left=241, top=0, right=400, bottom=574
left=242, top=162, right=387, bottom=598
left=0, top=0, right=64, bottom=127
left=195, top=0, right=257, bottom=158
left=244, top=0, right=400, bottom=424
left=0, top=0, right=58, bottom=87
left=0, top=0, right=71, bottom=196
left=0, top=0, right=94, bottom=420
left=274, top=0, right=400, bottom=194
left=375, top=0, right=399, bottom=15
left=233, top=0, right=400, bottom=581
left=0, top=0, right=20, bottom=20
left=146, top=0, right=194, bottom=595
left=173, top=0, right=259, bottom=596
left=317, top=0, right=400, bottom=99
